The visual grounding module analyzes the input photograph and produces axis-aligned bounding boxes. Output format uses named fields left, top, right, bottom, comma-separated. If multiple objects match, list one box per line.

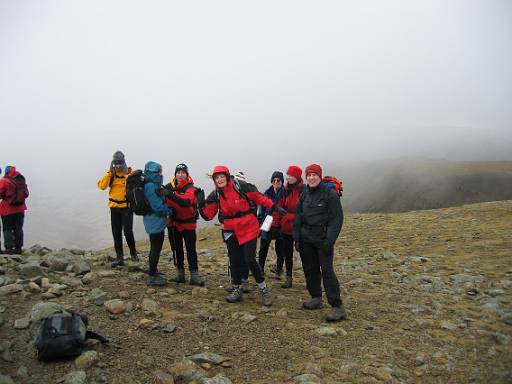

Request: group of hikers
left=98, top=151, right=346, bottom=322
left=0, top=166, right=29, bottom=255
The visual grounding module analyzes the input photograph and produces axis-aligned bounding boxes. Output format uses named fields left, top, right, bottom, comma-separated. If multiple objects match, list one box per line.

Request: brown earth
left=1, top=201, right=512, bottom=383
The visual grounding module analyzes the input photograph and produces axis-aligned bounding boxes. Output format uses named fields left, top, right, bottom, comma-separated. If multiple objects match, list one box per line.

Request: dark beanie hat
left=271, top=171, right=284, bottom=183
left=112, top=151, right=125, bottom=162
left=286, top=165, right=302, bottom=180
left=305, top=163, right=322, bottom=178
left=175, top=163, right=189, bottom=176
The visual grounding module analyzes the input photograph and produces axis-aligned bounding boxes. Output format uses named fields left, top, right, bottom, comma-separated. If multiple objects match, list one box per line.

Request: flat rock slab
left=188, top=352, right=229, bottom=365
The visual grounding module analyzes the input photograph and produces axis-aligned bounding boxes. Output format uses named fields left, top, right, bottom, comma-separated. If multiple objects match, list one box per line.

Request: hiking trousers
left=299, top=241, right=342, bottom=307
left=282, top=234, right=295, bottom=277
left=258, top=237, right=284, bottom=275
left=110, top=208, right=136, bottom=258
left=1, top=213, right=24, bottom=251
left=148, top=232, right=165, bottom=276
left=226, top=236, right=263, bottom=285
left=168, top=228, right=198, bottom=271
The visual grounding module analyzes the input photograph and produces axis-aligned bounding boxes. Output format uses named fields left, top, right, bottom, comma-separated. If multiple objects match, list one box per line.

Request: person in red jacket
left=163, top=163, right=204, bottom=286
left=0, top=166, right=29, bottom=255
left=275, top=165, right=305, bottom=288
left=197, top=165, right=286, bottom=306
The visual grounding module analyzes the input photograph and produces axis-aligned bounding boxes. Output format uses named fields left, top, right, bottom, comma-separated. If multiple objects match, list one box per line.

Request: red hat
left=305, top=164, right=322, bottom=178
left=212, top=165, right=230, bottom=177
left=286, top=165, right=302, bottom=180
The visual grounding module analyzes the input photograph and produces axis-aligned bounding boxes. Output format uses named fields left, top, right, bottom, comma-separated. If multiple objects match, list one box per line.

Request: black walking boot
left=172, top=268, right=186, bottom=283
left=325, top=305, right=347, bottom=322
left=111, top=256, right=124, bottom=268
left=302, top=297, right=323, bottom=310
left=281, top=275, right=292, bottom=288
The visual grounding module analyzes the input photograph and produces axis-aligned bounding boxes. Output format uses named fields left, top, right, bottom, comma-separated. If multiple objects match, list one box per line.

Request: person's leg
left=317, top=244, right=346, bottom=321
left=2, top=215, right=15, bottom=252
left=281, top=234, right=294, bottom=288
left=122, top=209, right=137, bottom=260
left=148, top=232, right=166, bottom=285
left=110, top=208, right=124, bottom=266
left=274, top=237, right=284, bottom=276
left=12, top=213, right=24, bottom=253
left=225, top=236, right=243, bottom=302
left=242, top=238, right=272, bottom=306
left=258, top=237, right=271, bottom=274
left=171, top=228, right=186, bottom=282
left=184, top=230, right=204, bottom=286
left=300, top=242, right=323, bottom=309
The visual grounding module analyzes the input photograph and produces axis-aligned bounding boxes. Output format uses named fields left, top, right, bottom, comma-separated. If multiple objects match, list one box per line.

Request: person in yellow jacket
left=98, top=151, right=138, bottom=267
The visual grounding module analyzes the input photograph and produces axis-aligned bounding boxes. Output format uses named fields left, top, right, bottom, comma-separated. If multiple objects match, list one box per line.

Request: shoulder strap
left=85, top=330, right=108, bottom=344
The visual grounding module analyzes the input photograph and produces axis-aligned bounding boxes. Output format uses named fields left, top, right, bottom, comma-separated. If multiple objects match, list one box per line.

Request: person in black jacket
left=293, top=163, right=346, bottom=322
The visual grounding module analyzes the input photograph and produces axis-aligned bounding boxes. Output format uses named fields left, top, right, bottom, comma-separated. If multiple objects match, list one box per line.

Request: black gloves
left=195, top=188, right=206, bottom=208
left=272, top=204, right=287, bottom=217
left=156, top=187, right=172, bottom=198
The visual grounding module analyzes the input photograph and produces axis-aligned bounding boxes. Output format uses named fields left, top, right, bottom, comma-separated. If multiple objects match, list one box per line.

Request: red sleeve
left=199, top=190, right=219, bottom=221
left=246, top=191, right=274, bottom=210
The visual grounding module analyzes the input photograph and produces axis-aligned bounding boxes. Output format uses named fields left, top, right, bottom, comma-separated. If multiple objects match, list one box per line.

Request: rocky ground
left=1, top=200, right=511, bottom=384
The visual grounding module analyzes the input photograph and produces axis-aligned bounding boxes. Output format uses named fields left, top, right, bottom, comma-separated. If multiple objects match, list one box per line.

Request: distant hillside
left=330, top=159, right=512, bottom=213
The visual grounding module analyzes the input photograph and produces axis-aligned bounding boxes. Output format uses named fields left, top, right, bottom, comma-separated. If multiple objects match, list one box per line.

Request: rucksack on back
left=322, top=176, right=343, bottom=197
left=34, top=312, right=107, bottom=361
left=215, top=177, right=257, bottom=223
left=125, top=170, right=153, bottom=216
left=6, top=174, right=28, bottom=206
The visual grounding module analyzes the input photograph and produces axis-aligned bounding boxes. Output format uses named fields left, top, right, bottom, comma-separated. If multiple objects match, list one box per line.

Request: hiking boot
left=325, top=305, right=347, bottom=322
left=302, top=297, right=323, bottom=310
left=281, top=275, right=292, bottom=288
left=111, top=258, right=124, bottom=268
left=130, top=252, right=139, bottom=262
left=241, top=279, right=250, bottom=293
left=147, top=275, right=167, bottom=286
left=224, top=283, right=234, bottom=293
left=13, top=248, right=22, bottom=255
left=172, top=268, right=186, bottom=283
left=260, top=286, right=273, bottom=307
left=226, top=286, right=242, bottom=303
left=189, top=270, right=205, bottom=286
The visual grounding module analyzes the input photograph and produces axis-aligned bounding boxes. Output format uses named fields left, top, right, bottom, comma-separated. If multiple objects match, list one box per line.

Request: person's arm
left=243, top=183, right=274, bottom=210
left=146, top=183, right=172, bottom=217
left=97, top=171, right=112, bottom=191
left=325, top=190, right=343, bottom=247
left=293, top=195, right=303, bottom=243
left=198, top=190, right=218, bottom=221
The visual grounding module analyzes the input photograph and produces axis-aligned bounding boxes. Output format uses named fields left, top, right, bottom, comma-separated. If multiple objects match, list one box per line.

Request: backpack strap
left=86, top=330, right=109, bottom=344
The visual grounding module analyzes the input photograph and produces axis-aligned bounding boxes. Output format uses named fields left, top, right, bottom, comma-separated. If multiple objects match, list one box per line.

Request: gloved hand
left=294, top=241, right=301, bottom=253
left=195, top=188, right=206, bottom=208
left=272, top=204, right=287, bottom=217
left=156, top=187, right=172, bottom=198
left=167, top=207, right=175, bottom=218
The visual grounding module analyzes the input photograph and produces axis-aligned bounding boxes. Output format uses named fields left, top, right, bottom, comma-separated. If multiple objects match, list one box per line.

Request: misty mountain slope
left=335, top=159, right=512, bottom=213
left=0, top=200, right=511, bottom=383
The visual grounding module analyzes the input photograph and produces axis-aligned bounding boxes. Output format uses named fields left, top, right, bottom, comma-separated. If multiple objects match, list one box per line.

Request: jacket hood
left=212, top=165, right=230, bottom=177
left=5, top=166, right=18, bottom=178
left=144, top=161, right=163, bottom=185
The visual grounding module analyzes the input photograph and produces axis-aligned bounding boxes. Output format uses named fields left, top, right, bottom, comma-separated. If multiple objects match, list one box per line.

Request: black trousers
left=258, top=237, right=284, bottom=274
left=226, top=236, right=264, bottom=285
left=168, top=227, right=198, bottom=271
left=110, top=208, right=136, bottom=258
left=148, top=232, right=165, bottom=276
left=281, top=234, right=295, bottom=277
left=1, top=213, right=24, bottom=251
left=299, top=241, right=342, bottom=307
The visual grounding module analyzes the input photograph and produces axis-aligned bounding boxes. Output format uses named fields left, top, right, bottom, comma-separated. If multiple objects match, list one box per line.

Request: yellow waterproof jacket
left=97, top=169, right=131, bottom=208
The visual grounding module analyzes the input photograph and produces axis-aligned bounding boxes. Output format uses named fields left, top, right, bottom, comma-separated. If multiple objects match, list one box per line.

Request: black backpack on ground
left=125, top=170, right=153, bottom=216
left=34, top=312, right=107, bottom=362
left=6, top=174, right=28, bottom=206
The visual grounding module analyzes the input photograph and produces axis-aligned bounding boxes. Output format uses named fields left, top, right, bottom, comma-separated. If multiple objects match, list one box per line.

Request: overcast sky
left=1, top=0, right=511, bottom=247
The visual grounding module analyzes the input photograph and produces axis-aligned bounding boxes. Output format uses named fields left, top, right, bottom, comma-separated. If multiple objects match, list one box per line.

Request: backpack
left=125, top=170, right=153, bottom=216
left=322, top=176, right=343, bottom=197
left=5, top=174, right=28, bottom=206
left=34, top=312, right=107, bottom=362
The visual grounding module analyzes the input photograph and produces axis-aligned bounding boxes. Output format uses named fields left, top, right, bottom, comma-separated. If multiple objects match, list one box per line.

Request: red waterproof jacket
left=0, top=167, right=28, bottom=216
left=201, top=168, right=274, bottom=245
left=276, top=180, right=304, bottom=235
left=165, top=177, right=198, bottom=232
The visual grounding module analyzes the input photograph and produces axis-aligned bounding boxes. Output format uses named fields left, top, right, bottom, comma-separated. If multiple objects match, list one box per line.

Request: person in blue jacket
left=143, top=161, right=173, bottom=286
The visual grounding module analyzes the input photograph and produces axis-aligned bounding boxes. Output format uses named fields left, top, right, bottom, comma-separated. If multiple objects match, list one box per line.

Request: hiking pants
left=148, top=232, right=165, bottom=276
left=299, top=241, right=342, bottom=307
left=258, top=237, right=284, bottom=275
left=282, top=234, right=295, bottom=277
left=168, top=228, right=198, bottom=271
left=226, top=236, right=263, bottom=285
left=1, top=213, right=24, bottom=251
left=110, top=208, right=136, bottom=258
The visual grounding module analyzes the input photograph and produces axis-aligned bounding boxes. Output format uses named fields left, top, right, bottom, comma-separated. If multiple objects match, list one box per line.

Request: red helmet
left=212, top=165, right=230, bottom=177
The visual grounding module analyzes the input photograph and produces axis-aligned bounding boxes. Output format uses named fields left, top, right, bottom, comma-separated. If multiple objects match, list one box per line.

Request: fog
left=1, top=0, right=511, bottom=249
